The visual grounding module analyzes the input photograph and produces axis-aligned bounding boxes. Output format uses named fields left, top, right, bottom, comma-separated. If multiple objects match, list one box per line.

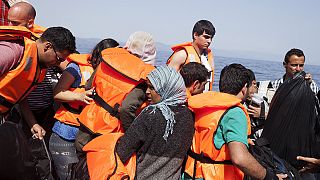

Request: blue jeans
left=49, top=132, right=78, bottom=180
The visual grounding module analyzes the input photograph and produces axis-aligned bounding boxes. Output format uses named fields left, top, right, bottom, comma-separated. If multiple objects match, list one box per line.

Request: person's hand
left=248, top=105, right=261, bottom=118
left=297, top=156, right=320, bottom=173
left=276, top=173, right=288, bottom=179
left=31, top=124, right=46, bottom=140
left=248, top=139, right=255, bottom=145
left=77, top=88, right=94, bottom=104
left=305, top=73, right=313, bottom=84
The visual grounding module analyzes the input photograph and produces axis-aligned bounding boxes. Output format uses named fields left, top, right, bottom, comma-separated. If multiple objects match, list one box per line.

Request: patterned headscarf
left=144, top=66, right=187, bottom=141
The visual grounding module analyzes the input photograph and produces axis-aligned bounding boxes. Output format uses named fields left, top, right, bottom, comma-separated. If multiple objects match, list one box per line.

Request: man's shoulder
left=220, top=106, right=248, bottom=129
left=215, top=106, right=249, bottom=147
left=167, top=49, right=188, bottom=70
left=171, top=42, right=192, bottom=50
left=222, top=106, right=247, bottom=123
left=0, top=41, right=24, bottom=75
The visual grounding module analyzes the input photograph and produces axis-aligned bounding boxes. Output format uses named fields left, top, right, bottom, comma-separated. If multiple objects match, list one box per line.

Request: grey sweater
left=116, top=104, right=194, bottom=180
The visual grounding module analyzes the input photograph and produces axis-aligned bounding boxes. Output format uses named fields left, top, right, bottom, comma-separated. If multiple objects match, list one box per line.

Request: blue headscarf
left=143, top=66, right=187, bottom=141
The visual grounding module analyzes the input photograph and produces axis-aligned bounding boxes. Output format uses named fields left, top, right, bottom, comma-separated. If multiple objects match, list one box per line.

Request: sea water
left=156, top=51, right=320, bottom=91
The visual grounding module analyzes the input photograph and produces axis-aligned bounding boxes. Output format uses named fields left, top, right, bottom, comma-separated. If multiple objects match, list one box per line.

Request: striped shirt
left=271, top=75, right=319, bottom=95
left=27, top=68, right=58, bottom=111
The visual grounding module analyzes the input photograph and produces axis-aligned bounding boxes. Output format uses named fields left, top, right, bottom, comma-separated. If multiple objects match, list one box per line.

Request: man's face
left=39, top=42, right=70, bottom=68
left=194, top=31, right=212, bottom=50
left=284, top=55, right=305, bottom=78
left=248, top=80, right=258, bottom=99
left=8, top=8, right=31, bottom=27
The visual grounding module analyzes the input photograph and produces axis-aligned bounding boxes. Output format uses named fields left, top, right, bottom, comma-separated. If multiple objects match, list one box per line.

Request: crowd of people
left=1, top=1, right=320, bottom=180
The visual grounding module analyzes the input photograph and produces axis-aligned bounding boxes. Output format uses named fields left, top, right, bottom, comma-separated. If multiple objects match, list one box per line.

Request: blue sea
left=156, top=51, right=320, bottom=91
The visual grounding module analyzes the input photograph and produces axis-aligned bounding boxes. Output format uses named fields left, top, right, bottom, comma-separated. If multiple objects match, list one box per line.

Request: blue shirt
left=52, top=62, right=81, bottom=141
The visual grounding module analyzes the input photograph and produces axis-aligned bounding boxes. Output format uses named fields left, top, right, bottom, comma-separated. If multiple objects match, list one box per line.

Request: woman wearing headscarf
left=115, top=66, right=195, bottom=179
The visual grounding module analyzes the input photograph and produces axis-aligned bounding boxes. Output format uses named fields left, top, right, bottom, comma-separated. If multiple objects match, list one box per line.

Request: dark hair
left=192, top=20, right=215, bottom=39
left=246, top=68, right=256, bottom=87
left=219, top=63, right=250, bottom=95
left=284, top=48, right=305, bottom=63
left=40, top=27, right=76, bottom=53
left=89, top=38, right=119, bottom=69
left=180, top=62, right=210, bottom=87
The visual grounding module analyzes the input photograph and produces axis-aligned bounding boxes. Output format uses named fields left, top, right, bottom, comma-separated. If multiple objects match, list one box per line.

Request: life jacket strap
left=92, top=90, right=120, bottom=119
left=0, top=95, right=14, bottom=110
left=61, top=103, right=83, bottom=114
left=187, top=149, right=233, bottom=165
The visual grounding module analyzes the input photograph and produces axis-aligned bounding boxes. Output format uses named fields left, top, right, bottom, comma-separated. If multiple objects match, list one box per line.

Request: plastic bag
left=0, top=121, right=36, bottom=179
left=262, top=71, right=320, bottom=169
left=244, top=137, right=300, bottom=180
left=29, top=136, right=55, bottom=180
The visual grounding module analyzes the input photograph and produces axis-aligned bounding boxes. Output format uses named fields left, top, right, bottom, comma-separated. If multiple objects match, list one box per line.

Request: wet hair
left=246, top=68, right=256, bottom=87
left=89, top=38, right=119, bottom=69
left=180, top=62, right=210, bottom=87
left=40, top=27, right=76, bottom=53
left=192, top=20, right=215, bottom=39
left=284, top=48, right=305, bottom=63
left=219, top=63, right=250, bottom=95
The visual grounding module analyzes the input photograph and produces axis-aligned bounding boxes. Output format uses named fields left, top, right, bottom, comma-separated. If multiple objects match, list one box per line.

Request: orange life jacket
left=0, top=26, right=38, bottom=41
left=184, top=91, right=251, bottom=180
left=167, top=42, right=214, bottom=91
left=83, top=133, right=136, bottom=180
left=54, top=54, right=94, bottom=126
left=0, top=26, right=46, bottom=114
left=29, top=24, right=46, bottom=38
left=78, top=48, right=155, bottom=134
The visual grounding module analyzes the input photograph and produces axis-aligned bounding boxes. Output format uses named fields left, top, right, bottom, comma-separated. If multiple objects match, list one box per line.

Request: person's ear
left=242, top=83, right=248, bottom=94
left=188, top=80, right=199, bottom=94
left=193, top=32, right=199, bottom=39
left=193, top=80, right=201, bottom=90
left=283, top=61, right=286, bottom=67
left=43, top=41, right=52, bottom=52
left=27, top=19, right=34, bottom=29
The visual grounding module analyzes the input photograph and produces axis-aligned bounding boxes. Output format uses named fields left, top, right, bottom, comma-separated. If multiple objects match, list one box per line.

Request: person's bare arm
left=297, top=156, right=320, bottom=173
left=54, top=70, right=93, bottom=104
left=167, top=49, right=187, bottom=71
left=228, top=141, right=287, bottom=179
left=228, top=141, right=267, bottom=179
left=19, top=99, right=46, bottom=139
